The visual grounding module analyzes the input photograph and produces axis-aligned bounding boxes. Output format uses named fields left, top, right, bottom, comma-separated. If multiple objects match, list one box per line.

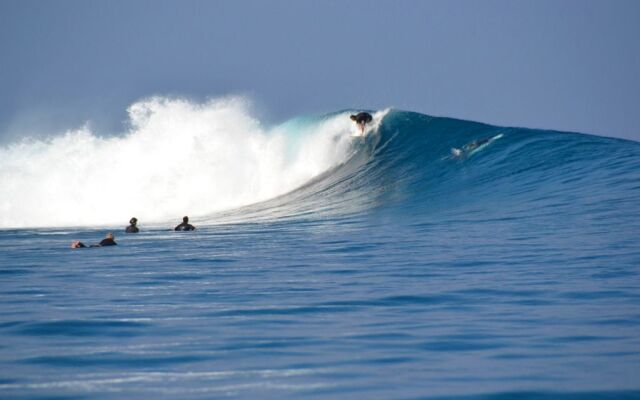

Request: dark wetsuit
left=174, top=223, right=195, bottom=231
left=125, top=225, right=139, bottom=233
left=351, top=112, right=373, bottom=124
left=74, top=238, right=117, bottom=248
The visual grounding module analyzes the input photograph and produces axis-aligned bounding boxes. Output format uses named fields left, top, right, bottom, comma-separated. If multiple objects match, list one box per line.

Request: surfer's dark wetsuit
left=350, top=112, right=373, bottom=125
left=125, top=217, right=139, bottom=233
left=350, top=112, right=373, bottom=135
left=71, top=233, right=117, bottom=249
left=175, top=216, right=196, bottom=231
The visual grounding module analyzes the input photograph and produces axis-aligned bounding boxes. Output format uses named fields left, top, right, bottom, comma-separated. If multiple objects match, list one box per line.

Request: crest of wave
left=0, top=97, right=355, bottom=228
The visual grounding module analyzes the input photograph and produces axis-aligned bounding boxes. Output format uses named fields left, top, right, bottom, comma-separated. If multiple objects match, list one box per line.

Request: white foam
left=0, top=97, right=358, bottom=228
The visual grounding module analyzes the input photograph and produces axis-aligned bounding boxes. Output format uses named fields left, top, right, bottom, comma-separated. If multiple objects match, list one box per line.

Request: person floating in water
left=350, top=112, right=373, bottom=135
left=125, top=217, right=139, bottom=233
left=71, top=232, right=117, bottom=249
left=174, top=216, right=196, bottom=231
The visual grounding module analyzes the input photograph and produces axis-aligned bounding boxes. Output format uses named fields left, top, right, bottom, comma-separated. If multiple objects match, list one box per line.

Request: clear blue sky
left=1, top=0, right=639, bottom=142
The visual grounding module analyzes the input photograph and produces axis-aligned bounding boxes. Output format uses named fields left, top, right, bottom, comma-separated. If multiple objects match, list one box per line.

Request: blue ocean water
left=1, top=110, right=640, bottom=399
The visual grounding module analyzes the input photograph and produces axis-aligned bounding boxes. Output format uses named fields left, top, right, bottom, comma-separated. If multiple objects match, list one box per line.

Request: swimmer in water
left=71, top=232, right=117, bottom=249
left=125, top=217, right=139, bottom=233
left=350, top=112, right=373, bottom=135
left=174, top=216, right=196, bottom=231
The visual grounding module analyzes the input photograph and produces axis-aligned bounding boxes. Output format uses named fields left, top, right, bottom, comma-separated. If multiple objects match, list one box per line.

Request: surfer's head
left=129, top=217, right=137, bottom=225
left=183, top=216, right=189, bottom=223
left=106, top=232, right=114, bottom=240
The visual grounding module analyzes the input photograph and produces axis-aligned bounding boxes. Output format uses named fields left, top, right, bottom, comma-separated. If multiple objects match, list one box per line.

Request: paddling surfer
left=71, top=232, right=117, bottom=249
left=451, top=137, right=491, bottom=157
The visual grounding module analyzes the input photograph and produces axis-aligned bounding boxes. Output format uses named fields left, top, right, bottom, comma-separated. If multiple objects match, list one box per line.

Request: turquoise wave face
left=210, top=110, right=640, bottom=232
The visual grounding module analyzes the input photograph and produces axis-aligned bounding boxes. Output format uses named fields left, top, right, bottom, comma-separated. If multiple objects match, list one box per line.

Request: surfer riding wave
left=350, top=112, right=373, bottom=135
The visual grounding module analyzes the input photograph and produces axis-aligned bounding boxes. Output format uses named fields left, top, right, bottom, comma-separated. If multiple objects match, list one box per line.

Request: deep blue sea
left=1, top=109, right=640, bottom=399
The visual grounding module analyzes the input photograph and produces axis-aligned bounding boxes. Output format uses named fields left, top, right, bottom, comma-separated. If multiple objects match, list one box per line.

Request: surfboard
left=351, top=127, right=368, bottom=138
left=449, top=133, right=504, bottom=159
left=467, top=133, right=503, bottom=156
